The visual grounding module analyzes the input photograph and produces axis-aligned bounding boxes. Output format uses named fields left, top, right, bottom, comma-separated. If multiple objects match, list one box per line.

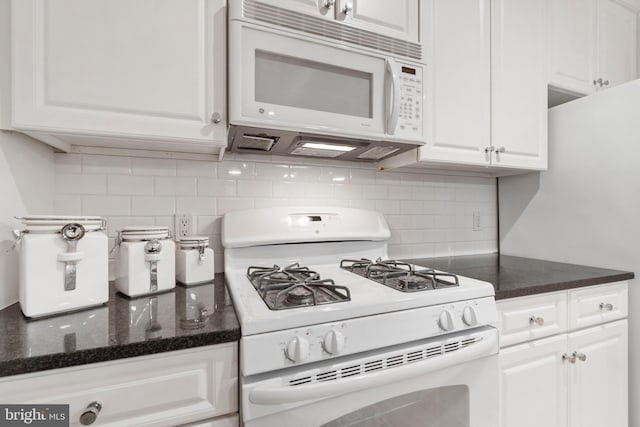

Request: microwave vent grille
left=243, top=0, right=422, bottom=61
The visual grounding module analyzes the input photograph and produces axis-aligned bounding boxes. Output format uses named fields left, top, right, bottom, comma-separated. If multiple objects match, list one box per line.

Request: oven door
left=228, top=21, right=424, bottom=143
left=241, top=326, right=499, bottom=427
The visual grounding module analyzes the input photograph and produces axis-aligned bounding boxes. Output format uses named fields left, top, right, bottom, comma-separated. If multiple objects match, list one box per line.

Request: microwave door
left=231, top=24, right=386, bottom=137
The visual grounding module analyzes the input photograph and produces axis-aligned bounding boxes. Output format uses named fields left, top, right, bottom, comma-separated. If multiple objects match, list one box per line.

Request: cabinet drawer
left=568, top=282, right=628, bottom=330
left=497, top=291, right=568, bottom=347
left=178, top=413, right=239, bottom=427
left=0, top=343, right=238, bottom=427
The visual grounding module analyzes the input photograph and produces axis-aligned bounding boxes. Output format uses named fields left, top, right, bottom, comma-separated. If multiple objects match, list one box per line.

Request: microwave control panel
left=395, top=65, right=423, bottom=139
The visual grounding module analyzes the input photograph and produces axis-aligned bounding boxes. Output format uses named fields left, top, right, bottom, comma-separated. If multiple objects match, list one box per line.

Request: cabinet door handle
left=321, top=0, right=335, bottom=10
left=79, top=401, right=102, bottom=425
left=562, top=353, right=576, bottom=363
left=603, top=80, right=610, bottom=86
left=529, top=316, right=544, bottom=326
left=599, top=302, right=614, bottom=311
left=211, top=112, right=222, bottom=124
left=573, top=351, right=587, bottom=362
left=484, top=146, right=494, bottom=153
left=593, top=77, right=603, bottom=87
left=495, top=147, right=506, bottom=154
left=342, top=1, right=353, bottom=15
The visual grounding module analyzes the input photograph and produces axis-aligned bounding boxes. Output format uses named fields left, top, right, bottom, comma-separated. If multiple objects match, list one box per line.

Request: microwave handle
left=385, top=59, right=400, bottom=135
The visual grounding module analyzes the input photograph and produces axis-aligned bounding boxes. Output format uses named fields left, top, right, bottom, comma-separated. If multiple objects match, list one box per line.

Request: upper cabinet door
left=548, top=0, right=598, bottom=95
left=335, top=0, right=420, bottom=42
left=11, top=0, right=226, bottom=150
left=418, top=0, right=490, bottom=167
left=491, top=0, right=548, bottom=170
left=597, top=0, right=638, bottom=89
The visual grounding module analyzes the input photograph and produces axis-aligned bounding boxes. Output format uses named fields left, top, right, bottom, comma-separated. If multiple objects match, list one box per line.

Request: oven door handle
left=249, top=331, right=497, bottom=405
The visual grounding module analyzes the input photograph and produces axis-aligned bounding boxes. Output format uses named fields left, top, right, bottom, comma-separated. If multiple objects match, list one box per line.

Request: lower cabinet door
left=499, top=334, right=567, bottom=427
left=567, top=320, right=628, bottom=427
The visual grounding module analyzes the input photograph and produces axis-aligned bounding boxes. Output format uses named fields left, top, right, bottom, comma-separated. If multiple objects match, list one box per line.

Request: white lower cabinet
left=498, top=282, right=628, bottom=427
left=0, top=343, right=238, bottom=427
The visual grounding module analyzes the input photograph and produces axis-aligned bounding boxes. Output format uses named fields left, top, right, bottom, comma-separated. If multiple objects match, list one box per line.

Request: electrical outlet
left=175, top=213, right=194, bottom=238
left=473, top=211, right=481, bottom=231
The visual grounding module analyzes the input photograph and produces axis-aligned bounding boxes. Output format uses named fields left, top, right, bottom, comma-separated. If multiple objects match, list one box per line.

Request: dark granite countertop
left=403, top=254, right=634, bottom=300
left=0, top=274, right=240, bottom=378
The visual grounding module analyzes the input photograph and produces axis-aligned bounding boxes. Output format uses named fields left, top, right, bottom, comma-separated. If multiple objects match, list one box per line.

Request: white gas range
left=223, top=207, right=499, bottom=427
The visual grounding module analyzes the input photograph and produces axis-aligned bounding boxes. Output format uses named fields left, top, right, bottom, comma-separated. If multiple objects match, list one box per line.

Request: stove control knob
left=286, top=336, right=310, bottom=363
left=438, top=310, right=455, bottom=332
left=322, top=329, right=345, bottom=355
left=462, top=306, right=479, bottom=327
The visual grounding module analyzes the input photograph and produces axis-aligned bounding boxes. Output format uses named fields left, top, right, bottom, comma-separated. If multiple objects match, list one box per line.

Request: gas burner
left=398, top=275, right=429, bottom=290
left=341, top=259, right=460, bottom=292
left=247, top=264, right=350, bottom=310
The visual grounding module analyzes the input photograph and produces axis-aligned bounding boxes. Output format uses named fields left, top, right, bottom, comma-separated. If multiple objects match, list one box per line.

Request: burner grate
left=247, top=263, right=350, bottom=310
left=341, top=258, right=459, bottom=292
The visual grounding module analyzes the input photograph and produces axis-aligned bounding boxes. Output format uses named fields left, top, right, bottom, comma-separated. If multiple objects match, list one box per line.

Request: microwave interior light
left=300, top=142, right=357, bottom=152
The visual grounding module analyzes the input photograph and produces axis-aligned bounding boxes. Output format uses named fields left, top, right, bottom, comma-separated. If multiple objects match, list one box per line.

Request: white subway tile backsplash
left=82, top=195, right=130, bottom=216
left=217, top=197, right=254, bottom=215
left=237, top=180, right=272, bottom=198
left=54, top=154, right=498, bottom=269
left=177, top=197, right=216, bottom=215
left=218, top=161, right=255, bottom=180
left=177, top=160, right=217, bottom=178
left=290, top=165, right=322, bottom=182
left=197, top=178, right=236, bottom=197
left=255, top=163, right=291, bottom=181
left=57, top=173, right=106, bottom=195
left=154, top=176, right=197, bottom=196
left=273, top=181, right=306, bottom=198
left=108, top=175, right=153, bottom=195
left=131, top=158, right=176, bottom=176
left=54, top=195, right=81, bottom=215
left=83, top=155, right=131, bottom=175
left=131, top=196, right=175, bottom=216
left=154, top=216, right=176, bottom=237
left=55, top=153, right=82, bottom=173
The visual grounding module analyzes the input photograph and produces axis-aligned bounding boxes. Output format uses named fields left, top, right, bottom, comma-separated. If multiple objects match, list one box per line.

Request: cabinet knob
left=529, top=315, right=544, bottom=326
left=495, top=147, right=506, bottom=154
left=602, top=79, right=610, bottom=86
left=342, top=1, right=353, bottom=15
left=593, top=77, right=609, bottom=87
left=484, top=146, right=494, bottom=153
left=573, top=351, right=587, bottom=362
left=321, top=0, right=335, bottom=10
left=562, top=353, right=576, bottom=363
left=599, top=302, right=614, bottom=311
left=79, top=401, right=102, bottom=425
left=210, top=112, right=222, bottom=124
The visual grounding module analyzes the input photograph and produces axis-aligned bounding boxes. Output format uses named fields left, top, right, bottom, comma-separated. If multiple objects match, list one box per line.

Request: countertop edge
left=0, top=328, right=241, bottom=379
left=494, top=272, right=635, bottom=300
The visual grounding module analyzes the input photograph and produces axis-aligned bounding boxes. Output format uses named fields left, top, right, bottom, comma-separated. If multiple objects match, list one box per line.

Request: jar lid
left=18, top=215, right=104, bottom=232
left=119, top=226, right=170, bottom=241
left=178, top=236, right=209, bottom=249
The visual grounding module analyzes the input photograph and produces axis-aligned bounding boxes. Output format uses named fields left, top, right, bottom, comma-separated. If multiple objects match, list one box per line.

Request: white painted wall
left=499, top=79, right=640, bottom=425
left=53, top=153, right=499, bottom=277
left=0, top=131, right=55, bottom=309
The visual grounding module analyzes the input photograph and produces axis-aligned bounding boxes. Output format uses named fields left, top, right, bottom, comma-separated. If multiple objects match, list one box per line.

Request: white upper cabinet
left=549, top=0, right=638, bottom=95
left=548, top=0, right=598, bottom=95
left=335, top=0, right=420, bottom=42
left=491, top=0, right=548, bottom=170
left=597, top=0, right=638, bottom=89
left=418, top=0, right=491, bottom=167
left=381, top=0, right=547, bottom=174
left=268, top=0, right=420, bottom=42
left=10, top=0, right=227, bottom=154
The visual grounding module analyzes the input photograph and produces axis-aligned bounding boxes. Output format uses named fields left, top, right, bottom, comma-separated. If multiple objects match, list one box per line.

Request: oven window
left=320, top=385, right=470, bottom=427
left=255, top=50, right=373, bottom=118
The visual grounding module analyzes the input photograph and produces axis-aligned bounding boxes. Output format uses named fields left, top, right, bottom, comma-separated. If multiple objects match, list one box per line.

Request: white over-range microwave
left=228, top=0, right=426, bottom=161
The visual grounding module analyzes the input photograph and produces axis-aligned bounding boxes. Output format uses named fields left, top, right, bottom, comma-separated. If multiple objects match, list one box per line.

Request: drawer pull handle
left=79, top=401, right=102, bottom=425
left=599, top=302, right=613, bottom=311
left=573, top=351, right=587, bottom=362
left=529, top=316, right=544, bottom=326
left=562, top=353, right=576, bottom=363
